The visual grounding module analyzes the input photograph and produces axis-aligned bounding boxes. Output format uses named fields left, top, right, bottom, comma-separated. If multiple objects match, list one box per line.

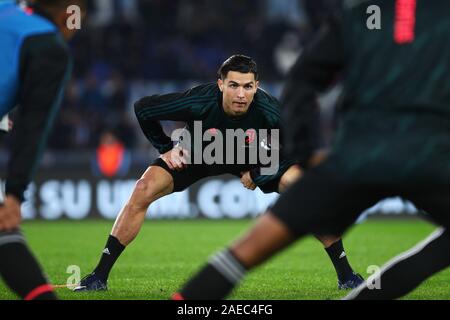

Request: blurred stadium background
left=1, top=0, right=449, bottom=300
left=1, top=0, right=418, bottom=221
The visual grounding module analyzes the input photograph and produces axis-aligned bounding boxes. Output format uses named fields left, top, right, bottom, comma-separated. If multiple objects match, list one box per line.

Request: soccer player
left=174, top=0, right=450, bottom=300
left=0, top=0, right=85, bottom=300
left=74, top=55, right=363, bottom=292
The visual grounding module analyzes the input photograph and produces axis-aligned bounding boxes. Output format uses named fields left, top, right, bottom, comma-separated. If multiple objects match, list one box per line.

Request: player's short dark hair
left=217, top=55, right=259, bottom=80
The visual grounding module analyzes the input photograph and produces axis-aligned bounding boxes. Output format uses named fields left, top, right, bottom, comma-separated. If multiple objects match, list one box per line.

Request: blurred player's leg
left=175, top=164, right=380, bottom=299
left=74, top=165, right=174, bottom=291
left=174, top=213, right=295, bottom=300
left=278, top=165, right=364, bottom=289
left=0, top=230, right=57, bottom=300
left=346, top=187, right=450, bottom=299
left=345, top=228, right=450, bottom=300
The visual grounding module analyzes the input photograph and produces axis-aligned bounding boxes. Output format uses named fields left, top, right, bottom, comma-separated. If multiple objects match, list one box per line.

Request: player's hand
left=308, top=149, right=329, bottom=168
left=0, top=195, right=22, bottom=231
left=160, top=146, right=190, bottom=171
left=240, top=171, right=257, bottom=190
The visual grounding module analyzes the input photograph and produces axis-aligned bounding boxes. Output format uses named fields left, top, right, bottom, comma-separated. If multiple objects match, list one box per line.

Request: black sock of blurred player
left=174, top=241, right=358, bottom=299
left=173, top=249, right=246, bottom=300
left=93, top=235, right=125, bottom=281
left=325, top=239, right=355, bottom=281
left=0, top=232, right=57, bottom=300
left=345, top=228, right=450, bottom=300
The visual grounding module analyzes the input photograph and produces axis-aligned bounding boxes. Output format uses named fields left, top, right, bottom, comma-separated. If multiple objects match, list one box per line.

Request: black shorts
left=151, top=158, right=295, bottom=194
left=271, top=156, right=450, bottom=238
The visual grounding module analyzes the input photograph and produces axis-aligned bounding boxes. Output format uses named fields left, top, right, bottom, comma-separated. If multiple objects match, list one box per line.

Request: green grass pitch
left=0, top=219, right=449, bottom=300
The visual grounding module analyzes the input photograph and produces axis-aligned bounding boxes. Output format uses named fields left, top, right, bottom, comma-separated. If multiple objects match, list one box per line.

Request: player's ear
left=217, top=79, right=224, bottom=92
left=254, top=80, right=259, bottom=92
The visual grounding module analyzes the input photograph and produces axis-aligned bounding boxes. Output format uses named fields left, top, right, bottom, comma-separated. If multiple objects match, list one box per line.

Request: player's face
left=218, top=71, right=259, bottom=118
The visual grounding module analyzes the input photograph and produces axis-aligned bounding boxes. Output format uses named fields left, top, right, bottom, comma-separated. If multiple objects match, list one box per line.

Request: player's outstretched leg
left=344, top=228, right=450, bottom=300
left=0, top=230, right=57, bottom=300
left=73, top=166, right=174, bottom=292
left=279, top=166, right=363, bottom=290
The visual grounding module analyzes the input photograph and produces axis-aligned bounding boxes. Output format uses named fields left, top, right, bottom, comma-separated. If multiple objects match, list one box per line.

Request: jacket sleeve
left=280, top=15, right=346, bottom=166
left=250, top=93, right=286, bottom=185
left=5, top=33, right=71, bottom=202
left=134, top=85, right=213, bottom=154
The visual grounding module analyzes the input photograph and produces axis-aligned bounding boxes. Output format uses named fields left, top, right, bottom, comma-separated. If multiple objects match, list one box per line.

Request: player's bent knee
left=127, top=167, right=174, bottom=210
left=134, top=178, right=158, bottom=199
left=126, top=180, right=158, bottom=210
left=134, top=174, right=172, bottom=201
left=135, top=178, right=150, bottom=192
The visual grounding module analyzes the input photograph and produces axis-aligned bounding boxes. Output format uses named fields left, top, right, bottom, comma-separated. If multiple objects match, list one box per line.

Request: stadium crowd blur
left=5, top=0, right=342, bottom=162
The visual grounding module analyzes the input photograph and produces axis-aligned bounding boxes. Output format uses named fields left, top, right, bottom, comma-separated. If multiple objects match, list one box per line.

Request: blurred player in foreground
left=175, top=0, right=450, bottom=299
left=0, top=0, right=85, bottom=300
